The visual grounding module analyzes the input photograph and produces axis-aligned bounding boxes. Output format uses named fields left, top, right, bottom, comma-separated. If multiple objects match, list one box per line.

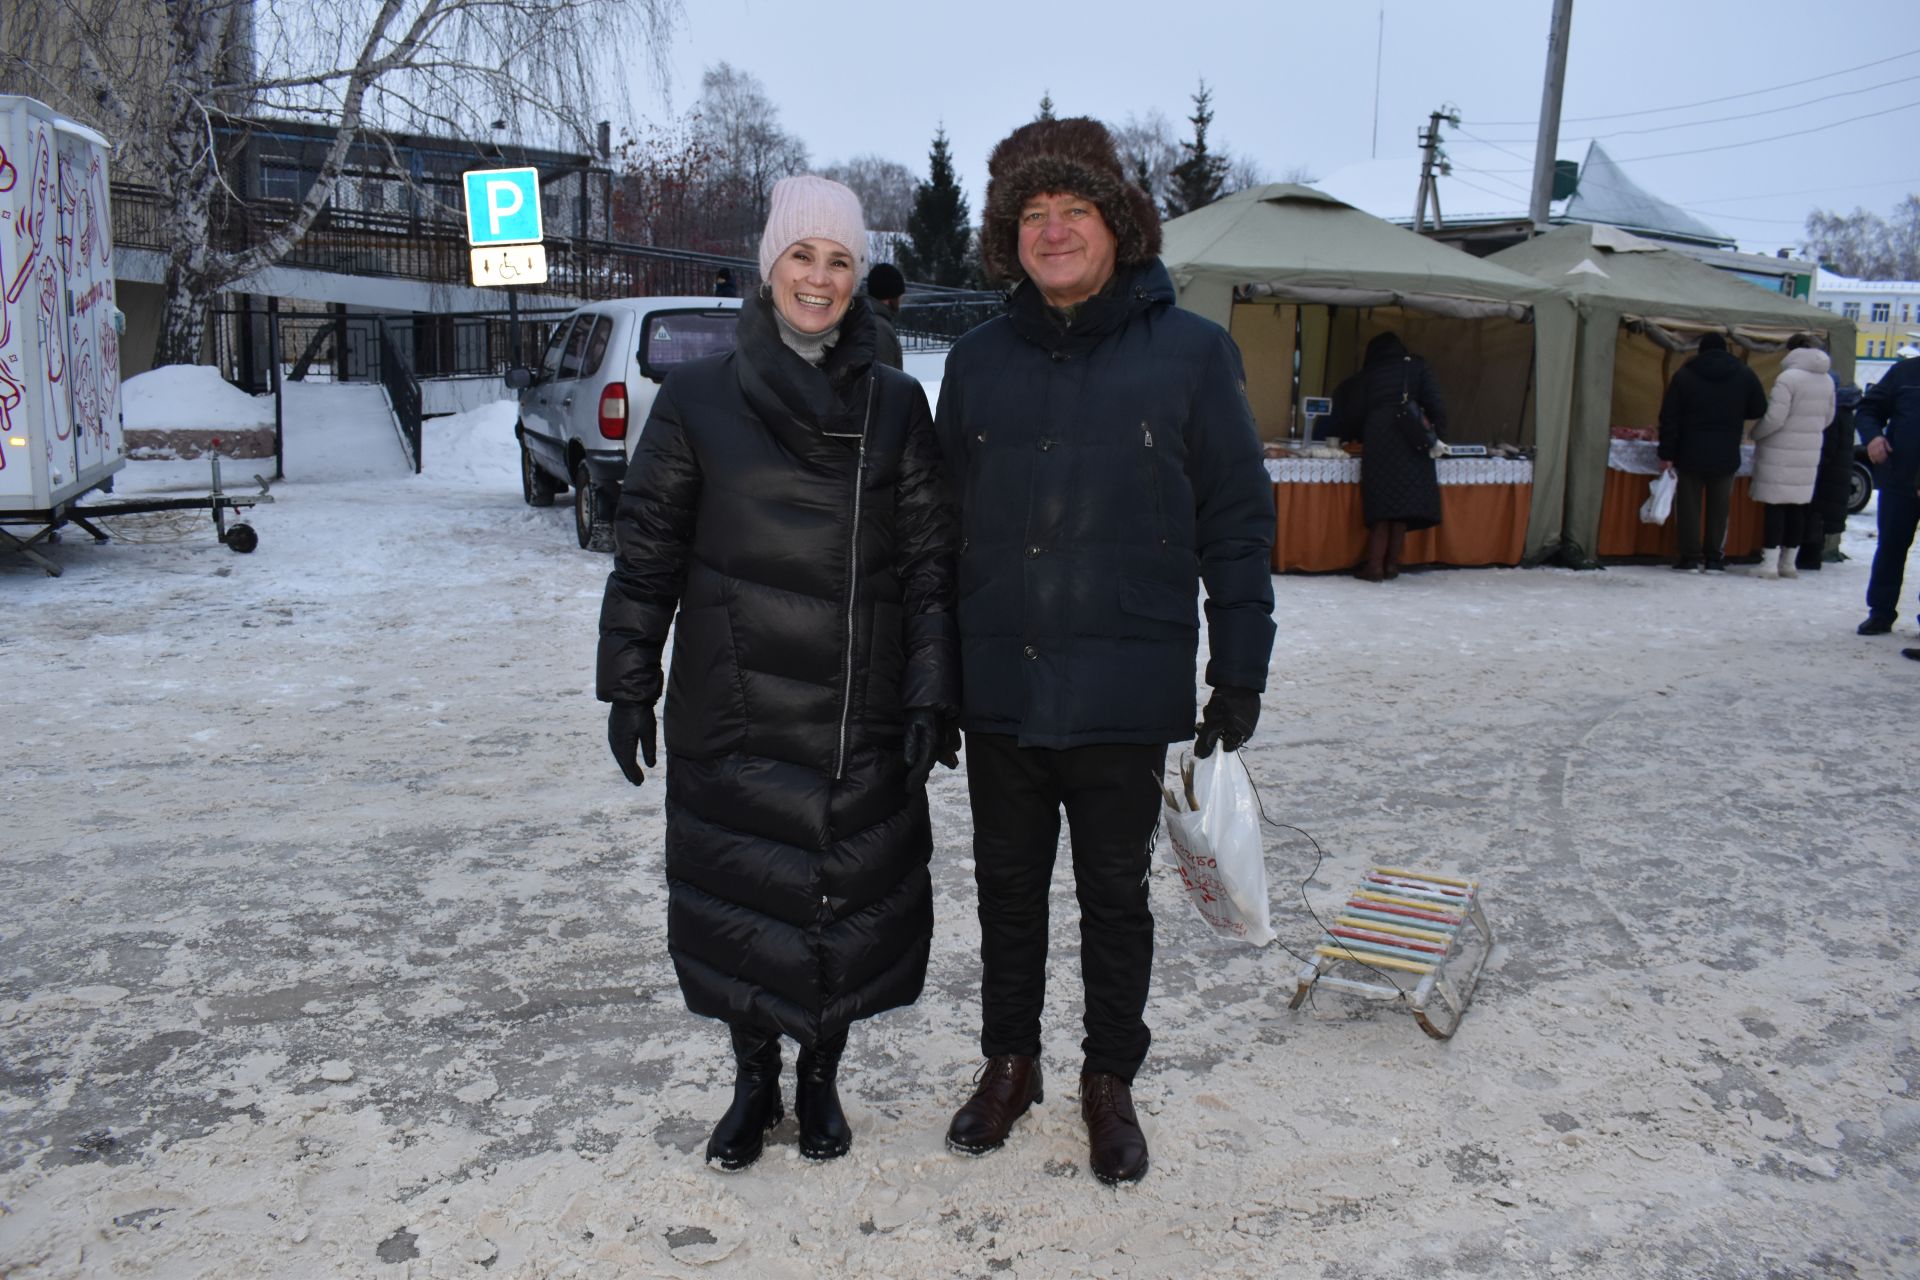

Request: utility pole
left=1529, top=0, right=1575, bottom=233
left=1411, top=106, right=1457, bottom=233
left=1371, top=3, right=1385, bottom=160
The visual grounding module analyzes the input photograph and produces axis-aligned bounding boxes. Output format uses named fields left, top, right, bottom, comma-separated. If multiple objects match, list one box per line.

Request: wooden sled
left=1286, top=866, right=1494, bottom=1040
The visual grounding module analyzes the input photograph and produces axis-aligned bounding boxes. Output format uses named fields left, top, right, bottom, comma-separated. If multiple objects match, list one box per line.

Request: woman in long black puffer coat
left=596, top=176, right=958, bottom=1172
left=1330, top=331, right=1448, bottom=580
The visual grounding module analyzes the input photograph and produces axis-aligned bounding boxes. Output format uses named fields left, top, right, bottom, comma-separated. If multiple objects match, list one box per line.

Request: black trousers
left=1674, top=470, right=1734, bottom=563
left=1761, top=502, right=1812, bottom=549
left=963, top=732, right=1167, bottom=1082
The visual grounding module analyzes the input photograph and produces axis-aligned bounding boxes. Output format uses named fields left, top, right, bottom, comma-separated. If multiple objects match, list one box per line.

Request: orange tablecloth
left=1271, top=482, right=1531, bottom=572
left=1597, top=470, right=1763, bottom=559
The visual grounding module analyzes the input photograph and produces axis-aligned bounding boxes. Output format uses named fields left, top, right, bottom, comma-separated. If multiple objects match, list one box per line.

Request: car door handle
left=562, top=396, right=574, bottom=407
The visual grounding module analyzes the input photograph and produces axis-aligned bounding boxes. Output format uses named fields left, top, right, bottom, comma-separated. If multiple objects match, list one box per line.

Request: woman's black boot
left=795, top=1029, right=852, bottom=1161
left=706, top=1025, right=784, bottom=1171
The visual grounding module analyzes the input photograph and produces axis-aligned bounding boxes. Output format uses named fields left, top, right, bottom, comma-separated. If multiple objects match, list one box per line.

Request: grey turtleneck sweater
left=773, top=303, right=842, bottom=367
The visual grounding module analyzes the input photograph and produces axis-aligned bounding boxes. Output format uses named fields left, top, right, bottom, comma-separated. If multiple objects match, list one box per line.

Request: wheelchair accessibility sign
left=462, top=167, right=543, bottom=246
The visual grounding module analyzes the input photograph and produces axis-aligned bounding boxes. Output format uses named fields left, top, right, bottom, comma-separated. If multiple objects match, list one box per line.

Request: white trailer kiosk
left=0, top=96, right=123, bottom=527
left=1, top=95, right=268, bottom=574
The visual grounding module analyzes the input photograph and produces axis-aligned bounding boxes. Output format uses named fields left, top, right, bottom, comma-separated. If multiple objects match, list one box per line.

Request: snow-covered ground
left=3, top=379, right=1918, bottom=1279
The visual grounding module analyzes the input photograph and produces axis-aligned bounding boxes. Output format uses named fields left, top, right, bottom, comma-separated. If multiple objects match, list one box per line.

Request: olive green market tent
left=1161, top=184, right=1579, bottom=564
left=1489, top=223, right=1855, bottom=565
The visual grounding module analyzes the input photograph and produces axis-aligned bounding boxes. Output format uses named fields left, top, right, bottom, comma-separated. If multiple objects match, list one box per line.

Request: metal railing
left=114, top=183, right=764, bottom=304
left=376, top=318, right=423, bottom=473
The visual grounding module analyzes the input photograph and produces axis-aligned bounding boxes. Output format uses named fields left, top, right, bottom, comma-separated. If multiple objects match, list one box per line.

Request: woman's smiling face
left=768, top=237, right=857, bottom=334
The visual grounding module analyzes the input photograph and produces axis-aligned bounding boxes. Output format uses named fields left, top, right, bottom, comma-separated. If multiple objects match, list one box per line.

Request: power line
left=1472, top=45, right=1920, bottom=127
left=1472, top=98, right=1920, bottom=171
left=1676, top=177, right=1920, bottom=207
left=1474, top=72, right=1920, bottom=144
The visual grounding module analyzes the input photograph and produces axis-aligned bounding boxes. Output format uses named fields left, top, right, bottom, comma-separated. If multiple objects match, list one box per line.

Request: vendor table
left=1597, top=440, right=1762, bottom=560
left=1266, top=456, right=1534, bottom=573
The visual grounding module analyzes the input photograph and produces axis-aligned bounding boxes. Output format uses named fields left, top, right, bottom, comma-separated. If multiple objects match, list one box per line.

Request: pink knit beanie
left=758, top=175, right=868, bottom=281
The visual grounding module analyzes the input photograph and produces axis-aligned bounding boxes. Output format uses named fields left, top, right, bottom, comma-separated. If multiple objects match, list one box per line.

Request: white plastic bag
left=1159, top=749, right=1275, bottom=945
left=1639, top=470, right=1677, bottom=524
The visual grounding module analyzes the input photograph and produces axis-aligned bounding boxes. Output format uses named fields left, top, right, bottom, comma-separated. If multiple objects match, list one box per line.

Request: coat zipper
left=1142, top=420, right=1167, bottom=545
left=833, top=377, right=877, bottom=780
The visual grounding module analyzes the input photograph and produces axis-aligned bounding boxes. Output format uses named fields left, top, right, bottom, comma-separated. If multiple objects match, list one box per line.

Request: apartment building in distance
left=1813, top=269, right=1920, bottom=387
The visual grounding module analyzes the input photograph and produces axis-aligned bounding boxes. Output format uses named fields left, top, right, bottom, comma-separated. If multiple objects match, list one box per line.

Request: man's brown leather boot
left=946, top=1055, right=1044, bottom=1155
left=1081, top=1070, right=1148, bottom=1184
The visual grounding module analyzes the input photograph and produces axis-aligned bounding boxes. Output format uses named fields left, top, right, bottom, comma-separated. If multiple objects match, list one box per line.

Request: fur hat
left=758, top=175, right=868, bottom=281
left=1697, top=332, right=1728, bottom=353
left=980, top=116, right=1162, bottom=285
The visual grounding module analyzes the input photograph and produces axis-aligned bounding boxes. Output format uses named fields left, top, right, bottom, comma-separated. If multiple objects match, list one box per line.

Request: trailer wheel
left=225, top=523, right=259, bottom=554
left=520, top=430, right=556, bottom=507
left=573, top=461, right=614, bottom=552
left=1848, top=460, right=1874, bottom=515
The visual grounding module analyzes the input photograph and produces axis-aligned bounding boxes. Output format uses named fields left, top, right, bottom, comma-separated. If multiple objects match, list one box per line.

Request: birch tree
left=6, top=0, right=679, bottom=365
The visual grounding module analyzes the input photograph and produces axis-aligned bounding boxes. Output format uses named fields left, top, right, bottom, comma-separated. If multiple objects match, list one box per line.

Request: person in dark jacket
left=1799, top=378, right=1860, bottom=571
left=598, top=176, right=958, bottom=1172
left=865, top=262, right=906, bottom=370
left=712, top=266, right=738, bottom=297
left=1328, top=332, right=1447, bottom=580
left=1657, top=332, right=1767, bottom=571
left=1856, top=354, right=1920, bottom=634
left=933, top=117, right=1276, bottom=1186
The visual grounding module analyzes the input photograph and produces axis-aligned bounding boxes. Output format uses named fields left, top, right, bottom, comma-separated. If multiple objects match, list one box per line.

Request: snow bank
left=121, top=365, right=274, bottom=431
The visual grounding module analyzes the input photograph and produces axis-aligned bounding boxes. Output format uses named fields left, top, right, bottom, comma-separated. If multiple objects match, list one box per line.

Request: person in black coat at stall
left=598, top=176, right=958, bottom=1172
left=1328, top=331, right=1447, bottom=581
left=933, top=118, right=1276, bottom=1186
left=1800, top=379, right=1859, bottom=571
left=1657, top=332, right=1767, bottom=571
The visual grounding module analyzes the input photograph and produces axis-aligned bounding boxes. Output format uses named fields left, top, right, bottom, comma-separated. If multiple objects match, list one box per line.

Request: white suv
left=507, top=295, right=741, bottom=549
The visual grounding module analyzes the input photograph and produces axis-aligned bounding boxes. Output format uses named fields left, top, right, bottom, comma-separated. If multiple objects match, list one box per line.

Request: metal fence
left=376, top=318, right=423, bottom=474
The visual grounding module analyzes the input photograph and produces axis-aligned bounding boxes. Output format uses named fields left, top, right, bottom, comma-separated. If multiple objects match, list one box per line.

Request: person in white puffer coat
left=1748, top=335, right=1836, bottom=579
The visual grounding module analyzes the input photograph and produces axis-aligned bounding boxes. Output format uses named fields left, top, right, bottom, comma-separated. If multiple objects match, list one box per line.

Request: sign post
left=462, top=166, right=547, bottom=362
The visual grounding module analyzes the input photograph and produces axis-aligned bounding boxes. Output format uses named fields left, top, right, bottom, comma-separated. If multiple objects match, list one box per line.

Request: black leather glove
left=936, top=719, right=961, bottom=770
left=608, top=701, right=657, bottom=786
left=1194, top=685, right=1261, bottom=758
left=903, top=708, right=940, bottom=792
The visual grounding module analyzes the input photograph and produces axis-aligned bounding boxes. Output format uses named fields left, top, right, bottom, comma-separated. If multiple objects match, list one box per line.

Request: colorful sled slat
left=1293, top=865, right=1496, bottom=1040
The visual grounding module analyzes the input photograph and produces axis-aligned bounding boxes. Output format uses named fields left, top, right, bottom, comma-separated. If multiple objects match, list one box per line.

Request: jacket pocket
left=1139, top=421, right=1167, bottom=546
left=663, top=605, right=747, bottom=757
left=1117, top=575, right=1197, bottom=628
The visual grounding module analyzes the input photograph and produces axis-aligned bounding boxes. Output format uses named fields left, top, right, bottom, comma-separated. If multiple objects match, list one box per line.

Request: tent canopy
left=1489, top=223, right=1857, bottom=565
left=1161, top=185, right=1578, bottom=564
left=1163, top=184, right=1557, bottom=328
left=1489, top=223, right=1850, bottom=344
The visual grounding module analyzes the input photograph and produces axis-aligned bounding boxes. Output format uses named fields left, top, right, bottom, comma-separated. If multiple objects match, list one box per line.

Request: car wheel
left=574, top=461, right=614, bottom=551
left=520, top=430, right=556, bottom=507
left=1848, top=460, right=1874, bottom=515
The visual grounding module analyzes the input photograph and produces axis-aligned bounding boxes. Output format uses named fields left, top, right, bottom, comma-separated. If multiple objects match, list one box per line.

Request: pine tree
left=898, top=127, right=975, bottom=287
left=1164, top=80, right=1228, bottom=219
left=1036, top=92, right=1056, bottom=121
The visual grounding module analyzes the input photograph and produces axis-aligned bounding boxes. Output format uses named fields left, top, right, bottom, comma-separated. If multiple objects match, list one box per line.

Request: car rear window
left=642, top=310, right=737, bottom=373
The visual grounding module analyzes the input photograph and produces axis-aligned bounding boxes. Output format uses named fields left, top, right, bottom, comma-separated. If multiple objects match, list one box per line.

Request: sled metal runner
left=1, top=454, right=274, bottom=577
left=1286, top=866, right=1494, bottom=1040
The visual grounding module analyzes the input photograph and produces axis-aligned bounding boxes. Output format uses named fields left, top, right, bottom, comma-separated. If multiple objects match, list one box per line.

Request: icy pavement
left=2, top=392, right=1918, bottom=1279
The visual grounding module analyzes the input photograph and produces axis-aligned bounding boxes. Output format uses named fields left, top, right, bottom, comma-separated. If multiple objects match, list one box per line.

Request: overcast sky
left=624, top=0, right=1918, bottom=255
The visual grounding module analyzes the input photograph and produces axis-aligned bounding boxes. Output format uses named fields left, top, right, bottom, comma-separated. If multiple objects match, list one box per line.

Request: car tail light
left=598, top=382, right=628, bottom=440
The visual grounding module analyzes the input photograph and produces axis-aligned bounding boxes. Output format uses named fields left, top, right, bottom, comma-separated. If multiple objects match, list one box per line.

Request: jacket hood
left=1784, top=347, right=1831, bottom=375
left=1689, top=348, right=1748, bottom=382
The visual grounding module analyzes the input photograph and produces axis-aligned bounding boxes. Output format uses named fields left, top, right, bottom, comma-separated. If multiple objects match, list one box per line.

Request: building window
left=1872, top=302, right=1891, bottom=322
left=1905, top=303, right=1913, bottom=324
left=1842, top=302, right=1861, bottom=320
left=1817, top=301, right=1834, bottom=311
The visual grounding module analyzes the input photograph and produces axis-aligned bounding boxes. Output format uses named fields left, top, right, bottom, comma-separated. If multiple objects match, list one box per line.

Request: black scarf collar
left=1006, top=260, right=1173, bottom=355
left=734, top=290, right=877, bottom=441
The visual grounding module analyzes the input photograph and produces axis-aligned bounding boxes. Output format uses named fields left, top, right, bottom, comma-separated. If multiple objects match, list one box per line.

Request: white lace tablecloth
left=1265, top=456, right=1534, bottom=486
left=1608, top=438, right=1754, bottom=478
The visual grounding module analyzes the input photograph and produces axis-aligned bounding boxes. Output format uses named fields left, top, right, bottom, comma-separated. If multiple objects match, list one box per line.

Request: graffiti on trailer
left=56, top=137, right=110, bottom=450
left=0, top=138, right=20, bottom=464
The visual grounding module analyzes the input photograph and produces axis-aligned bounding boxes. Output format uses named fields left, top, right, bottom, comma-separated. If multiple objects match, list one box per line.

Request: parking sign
left=462, top=167, right=543, bottom=246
